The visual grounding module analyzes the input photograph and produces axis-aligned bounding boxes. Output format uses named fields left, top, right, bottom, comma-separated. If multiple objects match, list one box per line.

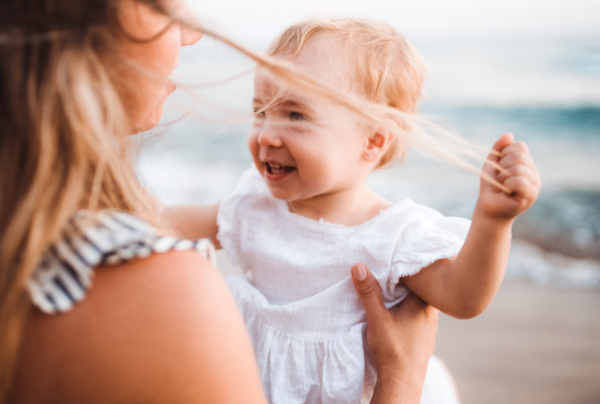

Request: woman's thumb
left=351, top=264, right=387, bottom=324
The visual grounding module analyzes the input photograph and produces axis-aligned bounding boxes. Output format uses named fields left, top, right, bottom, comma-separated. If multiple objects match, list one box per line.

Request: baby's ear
left=362, top=119, right=397, bottom=163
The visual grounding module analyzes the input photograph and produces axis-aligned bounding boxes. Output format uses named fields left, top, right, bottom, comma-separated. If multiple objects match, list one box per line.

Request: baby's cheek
left=247, top=133, right=259, bottom=156
left=302, top=159, right=334, bottom=187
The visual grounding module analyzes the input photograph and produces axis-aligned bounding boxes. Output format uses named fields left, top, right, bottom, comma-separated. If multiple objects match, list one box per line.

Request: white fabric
left=218, top=167, right=469, bottom=404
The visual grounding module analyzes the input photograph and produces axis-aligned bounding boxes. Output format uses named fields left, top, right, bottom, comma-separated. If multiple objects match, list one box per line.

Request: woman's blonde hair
left=268, top=19, right=428, bottom=168
left=0, top=0, right=163, bottom=399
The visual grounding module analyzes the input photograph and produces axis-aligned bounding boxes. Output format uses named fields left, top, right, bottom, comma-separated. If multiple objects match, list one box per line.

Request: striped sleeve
left=28, top=210, right=217, bottom=314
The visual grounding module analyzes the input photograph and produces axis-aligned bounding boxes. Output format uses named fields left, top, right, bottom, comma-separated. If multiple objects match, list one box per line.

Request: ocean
left=136, top=34, right=600, bottom=289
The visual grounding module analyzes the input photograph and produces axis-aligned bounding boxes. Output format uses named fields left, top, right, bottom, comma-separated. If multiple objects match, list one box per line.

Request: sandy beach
left=435, top=281, right=600, bottom=404
left=216, top=250, right=600, bottom=404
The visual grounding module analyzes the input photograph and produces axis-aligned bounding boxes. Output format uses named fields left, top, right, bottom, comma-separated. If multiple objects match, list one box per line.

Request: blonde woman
left=0, top=0, right=439, bottom=403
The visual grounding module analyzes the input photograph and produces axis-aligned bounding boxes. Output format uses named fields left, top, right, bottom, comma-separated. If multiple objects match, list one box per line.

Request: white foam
left=507, top=240, right=600, bottom=289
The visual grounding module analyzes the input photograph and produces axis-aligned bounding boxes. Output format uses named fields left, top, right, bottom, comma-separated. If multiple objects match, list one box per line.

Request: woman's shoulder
left=28, top=209, right=216, bottom=314
left=17, top=210, right=266, bottom=403
left=13, top=251, right=266, bottom=403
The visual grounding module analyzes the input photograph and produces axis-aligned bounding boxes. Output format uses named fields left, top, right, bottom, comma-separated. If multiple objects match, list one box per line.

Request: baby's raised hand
left=478, top=133, right=541, bottom=221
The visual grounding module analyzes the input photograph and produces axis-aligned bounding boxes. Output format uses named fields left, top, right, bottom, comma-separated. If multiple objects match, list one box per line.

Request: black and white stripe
left=29, top=210, right=216, bottom=314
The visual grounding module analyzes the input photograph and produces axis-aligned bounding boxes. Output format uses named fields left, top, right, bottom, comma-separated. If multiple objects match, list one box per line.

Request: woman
left=0, top=0, right=439, bottom=402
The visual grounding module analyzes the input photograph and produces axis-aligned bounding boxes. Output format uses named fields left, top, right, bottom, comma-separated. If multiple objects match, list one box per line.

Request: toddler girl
left=167, top=19, right=540, bottom=404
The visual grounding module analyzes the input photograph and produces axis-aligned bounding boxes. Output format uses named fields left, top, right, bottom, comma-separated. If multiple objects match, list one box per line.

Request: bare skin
left=165, top=202, right=222, bottom=248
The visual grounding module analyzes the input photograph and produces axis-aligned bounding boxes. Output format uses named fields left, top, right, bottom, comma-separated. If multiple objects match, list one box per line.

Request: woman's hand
left=351, top=264, right=439, bottom=404
left=478, top=133, right=541, bottom=222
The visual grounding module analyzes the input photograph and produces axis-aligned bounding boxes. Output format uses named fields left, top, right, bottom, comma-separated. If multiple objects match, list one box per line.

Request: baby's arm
left=403, top=133, right=541, bottom=319
left=163, top=203, right=222, bottom=248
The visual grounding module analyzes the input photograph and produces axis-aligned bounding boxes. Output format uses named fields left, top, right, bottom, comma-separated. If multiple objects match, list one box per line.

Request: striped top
left=28, top=210, right=216, bottom=314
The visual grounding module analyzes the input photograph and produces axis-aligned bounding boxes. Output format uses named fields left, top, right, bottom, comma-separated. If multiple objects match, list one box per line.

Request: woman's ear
left=362, top=119, right=397, bottom=163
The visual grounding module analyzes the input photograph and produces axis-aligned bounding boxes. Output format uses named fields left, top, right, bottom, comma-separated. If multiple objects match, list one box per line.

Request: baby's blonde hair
left=191, top=17, right=507, bottom=190
left=268, top=19, right=428, bottom=168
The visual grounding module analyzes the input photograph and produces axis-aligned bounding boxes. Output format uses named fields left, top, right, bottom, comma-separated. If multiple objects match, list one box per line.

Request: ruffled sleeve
left=388, top=201, right=471, bottom=288
left=216, top=167, right=266, bottom=266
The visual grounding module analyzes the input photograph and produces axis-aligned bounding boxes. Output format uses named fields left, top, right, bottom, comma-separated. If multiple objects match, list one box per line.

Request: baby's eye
left=289, top=111, right=306, bottom=121
left=253, top=108, right=266, bottom=118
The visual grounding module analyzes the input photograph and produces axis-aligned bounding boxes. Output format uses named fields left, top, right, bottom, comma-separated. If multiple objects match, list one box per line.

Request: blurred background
left=135, top=1, right=600, bottom=402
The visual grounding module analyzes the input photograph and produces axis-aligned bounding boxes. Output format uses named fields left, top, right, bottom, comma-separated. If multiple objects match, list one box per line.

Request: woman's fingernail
left=353, top=265, right=367, bottom=281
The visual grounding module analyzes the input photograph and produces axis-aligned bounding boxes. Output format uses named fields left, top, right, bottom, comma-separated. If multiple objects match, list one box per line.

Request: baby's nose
left=257, top=125, right=283, bottom=148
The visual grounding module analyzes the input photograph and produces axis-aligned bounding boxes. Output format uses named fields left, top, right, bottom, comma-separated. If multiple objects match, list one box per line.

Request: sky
left=174, top=0, right=600, bottom=106
left=193, top=0, right=600, bottom=46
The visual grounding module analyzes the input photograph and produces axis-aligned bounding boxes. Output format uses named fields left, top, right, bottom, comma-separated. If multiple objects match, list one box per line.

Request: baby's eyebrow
left=280, top=100, right=303, bottom=107
left=253, top=96, right=316, bottom=114
left=280, top=97, right=316, bottom=113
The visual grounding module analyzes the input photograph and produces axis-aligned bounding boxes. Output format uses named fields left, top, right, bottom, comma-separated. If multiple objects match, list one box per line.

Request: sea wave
left=507, top=240, right=600, bottom=289
left=513, top=190, right=600, bottom=260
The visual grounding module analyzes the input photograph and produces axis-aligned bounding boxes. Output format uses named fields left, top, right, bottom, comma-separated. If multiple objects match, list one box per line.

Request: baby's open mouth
left=266, top=162, right=296, bottom=175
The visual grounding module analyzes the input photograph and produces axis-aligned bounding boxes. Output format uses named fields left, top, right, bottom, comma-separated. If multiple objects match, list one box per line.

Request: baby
left=167, top=19, right=541, bottom=404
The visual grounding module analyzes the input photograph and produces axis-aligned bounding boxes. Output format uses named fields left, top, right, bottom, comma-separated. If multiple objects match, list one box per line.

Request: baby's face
left=248, top=45, right=371, bottom=203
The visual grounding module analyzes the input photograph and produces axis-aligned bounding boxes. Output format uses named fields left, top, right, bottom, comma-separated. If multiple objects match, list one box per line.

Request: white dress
left=217, top=168, right=470, bottom=404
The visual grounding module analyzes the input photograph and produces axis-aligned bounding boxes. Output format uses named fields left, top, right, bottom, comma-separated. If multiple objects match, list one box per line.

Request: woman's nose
left=257, top=124, right=283, bottom=148
left=178, top=0, right=203, bottom=46
left=181, top=26, right=203, bottom=46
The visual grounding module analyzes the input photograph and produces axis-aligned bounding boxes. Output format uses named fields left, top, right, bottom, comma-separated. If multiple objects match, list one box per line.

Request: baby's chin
left=266, top=186, right=295, bottom=202
left=264, top=184, right=305, bottom=203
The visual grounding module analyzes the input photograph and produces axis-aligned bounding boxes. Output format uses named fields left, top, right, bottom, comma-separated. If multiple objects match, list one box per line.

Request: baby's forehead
left=291, top=38, right=352, bottom=87
left=260, top=36, right=353, bottom=93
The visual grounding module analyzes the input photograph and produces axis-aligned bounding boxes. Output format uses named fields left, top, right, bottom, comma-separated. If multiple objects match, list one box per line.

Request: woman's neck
left=286, top=184, right=393, bottom=226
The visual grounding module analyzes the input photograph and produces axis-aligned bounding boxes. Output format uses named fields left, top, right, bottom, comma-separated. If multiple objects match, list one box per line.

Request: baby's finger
left=499, top=141, right=538, bottom=175
left=504, top=175, right=540, bottom=203
left=500, top=140, right=530, bottom=157
left=498, top=151, right=536, bottom=173
left=496, top=164, right=539, bottom=185
left=491, top=133, right=515, bottom=155
left=481, top=134, right=514, bottom=190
